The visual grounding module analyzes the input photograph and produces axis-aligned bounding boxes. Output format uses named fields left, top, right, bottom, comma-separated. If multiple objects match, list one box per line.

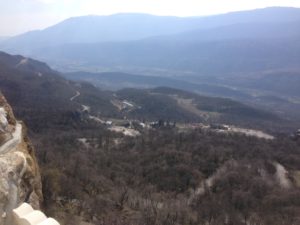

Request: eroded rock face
left=0, top=108, right=8, bottom=133
left=0, top=94, right=42, bottom=225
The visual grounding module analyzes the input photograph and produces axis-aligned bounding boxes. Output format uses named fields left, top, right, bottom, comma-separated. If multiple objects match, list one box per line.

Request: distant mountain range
left=1, top=7, right=299, bottom=76
left=0, top=7, right=299, bottom=72
left=1, top=7, right=300, bottom=124
left=0, top=37, right=9, bottom=42
left=2, top=7, right=300, bottom=49
left=64, top=69, right=300, bottom=124
left=0, top=51, right=283, bottom=129
left=1, top=7, right=299, bottom=53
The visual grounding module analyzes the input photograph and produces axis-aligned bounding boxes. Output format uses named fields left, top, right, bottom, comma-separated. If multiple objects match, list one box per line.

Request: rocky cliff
left=0, top=93, right=42, bottom=225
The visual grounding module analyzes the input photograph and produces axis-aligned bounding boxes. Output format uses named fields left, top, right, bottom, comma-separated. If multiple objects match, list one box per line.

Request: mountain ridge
left=2, top=7, right=300, bottom=54
left=0, top=51, right=282, bottom=130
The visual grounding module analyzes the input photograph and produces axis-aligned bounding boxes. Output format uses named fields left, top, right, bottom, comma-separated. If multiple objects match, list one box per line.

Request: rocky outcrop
left=0, top=93, right=42, bottom=225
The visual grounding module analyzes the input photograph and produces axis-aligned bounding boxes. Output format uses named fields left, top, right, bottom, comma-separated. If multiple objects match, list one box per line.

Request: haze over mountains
left=0, top=37, right=9, bottom=42
left=1, top=51, right=282, bottom=130
left=0, top=52, right=300, bottom=225
left=1, top=7, right=299, bottom=75
left=2, top=7, right=300, bottom=47
left=1, top=7, right=300, bottom=125
left=1, top=7, right=299, bottom=74
left=1, top=7, right=300, bottom=63
left=1, top=5, right=300, bottom=225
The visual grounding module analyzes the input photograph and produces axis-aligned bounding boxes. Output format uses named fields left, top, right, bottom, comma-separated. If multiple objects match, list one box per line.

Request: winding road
left=275, top=162, right=291, bottom=188
left=70, top=91, right=80, bottom=101
left=0, top=123, right=22, bottom=155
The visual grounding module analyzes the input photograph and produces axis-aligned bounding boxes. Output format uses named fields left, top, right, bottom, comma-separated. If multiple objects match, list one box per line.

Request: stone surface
left=0, top=93, right=42, bottom=225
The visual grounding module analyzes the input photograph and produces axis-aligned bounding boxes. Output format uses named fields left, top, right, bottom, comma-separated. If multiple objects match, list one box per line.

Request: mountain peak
left=1, top=6, right=300, bottom=54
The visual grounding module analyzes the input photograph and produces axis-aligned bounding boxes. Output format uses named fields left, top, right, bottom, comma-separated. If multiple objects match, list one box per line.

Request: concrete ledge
left=21, top=211, right=47, bottom=225
left=13, top=203, right=34, bottom=219
left=12, top=203, right=60, bottom=225
left=37, top=218, right=60, bottom=225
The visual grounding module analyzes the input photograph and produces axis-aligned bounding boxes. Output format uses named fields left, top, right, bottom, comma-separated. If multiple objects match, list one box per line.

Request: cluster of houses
left=293, top=129, right=300, bottom=140
left=289, top=129, right=300, bottom=140
left=149, top=120, right=176, bottom=128
left=297, top=129, right=300, bottom=136
left=111, top=119, right=176, bottom=130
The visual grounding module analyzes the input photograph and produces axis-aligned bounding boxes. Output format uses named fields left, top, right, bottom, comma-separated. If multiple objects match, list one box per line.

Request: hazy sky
left=1, top=0, right=300, bottom=36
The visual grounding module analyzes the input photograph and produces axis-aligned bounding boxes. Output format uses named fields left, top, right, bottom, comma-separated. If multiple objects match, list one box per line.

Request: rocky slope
left=0, top=93, right=42, bottom=225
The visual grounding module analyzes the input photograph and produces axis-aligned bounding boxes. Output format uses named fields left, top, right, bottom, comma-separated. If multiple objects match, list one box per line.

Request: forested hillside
left=0, top=11, right=300, bottom=223
left=2, top=7, right=300, bottom=125
left=35, top=121, right=300, bottom=225
left=1, top=2, right=300, bottom=225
